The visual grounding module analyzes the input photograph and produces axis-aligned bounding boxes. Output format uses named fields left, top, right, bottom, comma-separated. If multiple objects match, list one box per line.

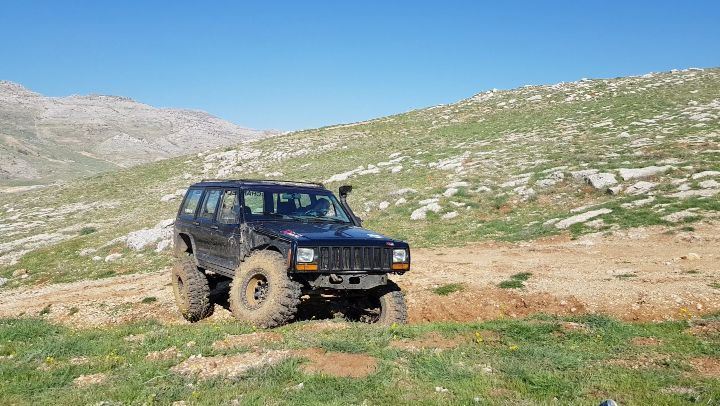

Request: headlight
left=296, top=248, right=315, bottom=263
left=392, top=249, right=408, bottom=263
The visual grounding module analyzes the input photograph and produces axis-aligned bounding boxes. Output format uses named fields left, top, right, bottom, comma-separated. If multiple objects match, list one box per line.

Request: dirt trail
left=0, top=223, right=718, bottom=327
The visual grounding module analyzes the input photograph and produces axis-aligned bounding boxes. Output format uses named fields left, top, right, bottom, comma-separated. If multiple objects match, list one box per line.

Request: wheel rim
left=244, top=272, right=269, bottom=309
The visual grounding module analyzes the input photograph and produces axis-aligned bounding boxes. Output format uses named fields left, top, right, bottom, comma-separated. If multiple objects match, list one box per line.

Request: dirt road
left=1, top=223, right=718, bottom=327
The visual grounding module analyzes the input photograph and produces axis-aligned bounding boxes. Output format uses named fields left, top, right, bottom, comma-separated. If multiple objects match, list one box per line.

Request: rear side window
left=244, top=190, right=265, bottom=214
left=199, top=189, right=222, bottom=220
left=218, top=190, right=240, bottom=224
left=181, top=189, right=203, bottom=217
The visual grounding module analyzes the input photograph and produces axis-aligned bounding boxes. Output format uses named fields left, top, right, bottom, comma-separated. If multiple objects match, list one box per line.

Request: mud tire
left=229, top=251, right=301, bottom=328
left=374, top=280, right=408, bottom=324
left=171, top=254, right=213, bottom=322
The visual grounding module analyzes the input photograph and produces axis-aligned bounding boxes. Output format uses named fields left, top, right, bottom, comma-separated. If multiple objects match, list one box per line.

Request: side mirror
left=339, top=185, right=353, bottom=197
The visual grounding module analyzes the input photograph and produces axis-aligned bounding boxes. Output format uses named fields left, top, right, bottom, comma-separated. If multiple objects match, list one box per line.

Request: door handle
left=192, top=221, right=200, bottom=226
left=210, top=225, right=219, bottom=230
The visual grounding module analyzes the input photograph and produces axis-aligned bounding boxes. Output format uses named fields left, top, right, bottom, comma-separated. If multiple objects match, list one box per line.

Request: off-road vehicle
left=171, top=179, right=410, bottom=328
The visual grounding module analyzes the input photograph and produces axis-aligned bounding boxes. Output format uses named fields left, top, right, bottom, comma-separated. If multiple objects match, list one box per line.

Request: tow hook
left=329, top=274, right=343, bottom=284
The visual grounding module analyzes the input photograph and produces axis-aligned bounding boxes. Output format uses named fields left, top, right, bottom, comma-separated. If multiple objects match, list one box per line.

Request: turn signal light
left=391, top=263, right=410, bottom=271
left=296, top=263, right=318, bottom=271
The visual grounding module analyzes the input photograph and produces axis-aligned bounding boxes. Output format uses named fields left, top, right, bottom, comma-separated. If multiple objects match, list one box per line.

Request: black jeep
left=172, top=179, right=410, bottom=328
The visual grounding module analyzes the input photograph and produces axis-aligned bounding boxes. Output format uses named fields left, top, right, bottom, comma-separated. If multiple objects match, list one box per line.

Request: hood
left=251, top=221, right=404, bottom=247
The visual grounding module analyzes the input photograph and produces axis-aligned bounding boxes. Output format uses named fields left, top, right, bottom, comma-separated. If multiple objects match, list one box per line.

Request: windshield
left=242, top=187, right=352, bottom=223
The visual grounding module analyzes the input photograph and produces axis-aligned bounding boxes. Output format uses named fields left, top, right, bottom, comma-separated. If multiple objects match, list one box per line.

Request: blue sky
left=1, top=1, right=719, bottom=130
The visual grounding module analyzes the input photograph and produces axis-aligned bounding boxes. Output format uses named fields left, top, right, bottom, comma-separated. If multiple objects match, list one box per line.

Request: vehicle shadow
left=209, top=282, right=372, bottom=323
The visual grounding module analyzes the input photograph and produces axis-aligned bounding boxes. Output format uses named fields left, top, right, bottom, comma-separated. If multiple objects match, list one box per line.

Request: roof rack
left=199, top=178, right=325, bottom=188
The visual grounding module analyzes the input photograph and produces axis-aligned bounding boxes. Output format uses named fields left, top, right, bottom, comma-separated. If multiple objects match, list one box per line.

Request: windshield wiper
left=300, top=216, right=348, bottom=224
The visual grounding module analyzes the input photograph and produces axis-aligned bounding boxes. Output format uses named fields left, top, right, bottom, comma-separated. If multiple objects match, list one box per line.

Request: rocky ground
left=1, top=221, right=717, bottom=328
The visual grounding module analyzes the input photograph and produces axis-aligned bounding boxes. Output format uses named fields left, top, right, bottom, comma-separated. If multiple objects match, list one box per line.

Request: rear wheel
left=229, top=251, right=301, bottom=328
left=171, top=254, right=213, bottom=322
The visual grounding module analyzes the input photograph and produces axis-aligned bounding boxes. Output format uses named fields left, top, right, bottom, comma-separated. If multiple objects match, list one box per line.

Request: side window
left=218, top=190, right=240, bottom=224
left=181, top=189, right=203, bottom=217
left=199, top=189, right=222, bottom=220
left=244, top=190, right=264, bottom=215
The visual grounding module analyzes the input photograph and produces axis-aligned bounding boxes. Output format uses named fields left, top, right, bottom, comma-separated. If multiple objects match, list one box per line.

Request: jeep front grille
left=316, top=246, right=392, bottom=271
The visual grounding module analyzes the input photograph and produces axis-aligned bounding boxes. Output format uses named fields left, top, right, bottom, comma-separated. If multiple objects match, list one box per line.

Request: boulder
left=699, top=179, right=720, bottom=189
left=691, top=171, right=720, bottom=180
left=555, top=209, right=612, bottom=229
left=625, top=181, right=657, bottom=195
left=618, top=165, right=672, bottom=181
left=570, top=169, right=598, bottom=181
left=410, top=203, right=442, bottom=220
left=105, top=253, right=122, bottom=262
left=586, top=173, right=617, bottom=190
left=126, top=219, right=174, bottom=251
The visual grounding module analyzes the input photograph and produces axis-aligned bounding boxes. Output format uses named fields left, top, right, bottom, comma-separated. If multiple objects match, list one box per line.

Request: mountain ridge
left=0, top=81, right=275, bottom=185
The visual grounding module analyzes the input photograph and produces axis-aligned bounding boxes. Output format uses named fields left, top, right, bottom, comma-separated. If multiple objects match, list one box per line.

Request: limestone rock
left=618, top=165, right=673, bottom=181
left=586, top=173, right=617, bottom=190
left=555, top=209, right=612, bottom=229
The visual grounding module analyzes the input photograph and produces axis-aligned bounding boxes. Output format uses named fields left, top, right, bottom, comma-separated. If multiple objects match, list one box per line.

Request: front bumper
left=298, top=273, right=388, bottom=290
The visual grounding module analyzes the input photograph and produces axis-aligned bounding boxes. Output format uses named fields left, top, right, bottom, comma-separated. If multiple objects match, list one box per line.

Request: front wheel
left=353, top=281, right=408, bottom=324
left=229, top=251, right=301, bottom=328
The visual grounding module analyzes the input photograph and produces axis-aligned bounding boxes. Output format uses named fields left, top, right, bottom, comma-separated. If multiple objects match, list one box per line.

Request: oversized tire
left=171, top=254, right=213, bottom=322
left=229, top=251, right=301, bottom=328
left=349, top=280, right=408, bottom=324
left=373, top=280, right=408, bottom=325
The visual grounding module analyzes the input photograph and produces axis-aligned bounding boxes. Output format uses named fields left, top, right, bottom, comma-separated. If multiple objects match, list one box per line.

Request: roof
left=193, top=179, right=326, bottom=189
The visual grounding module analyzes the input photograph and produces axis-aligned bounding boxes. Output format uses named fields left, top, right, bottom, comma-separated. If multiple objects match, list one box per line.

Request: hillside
left=0, top=81, right=273, bottom=186
left=1, top=67, right=719, bottom=404
left=0, top=67, right=719, bottom=288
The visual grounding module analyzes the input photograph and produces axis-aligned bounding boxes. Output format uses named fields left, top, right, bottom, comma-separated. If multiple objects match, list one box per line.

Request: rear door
left=213, top=188, right=243, bottom=270
left=194, top=188, right=223, bottom=265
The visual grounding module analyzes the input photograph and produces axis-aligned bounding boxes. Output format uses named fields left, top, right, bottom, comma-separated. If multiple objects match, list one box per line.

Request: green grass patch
left=432, top=283, right=465, bottom=296
left=0, top=315, right=718, bottom=404
left=499, top=273, right=533, bottom=289
left=78, top=227, right=98, bottom=235
left=616, top=273, right=638, bottom=279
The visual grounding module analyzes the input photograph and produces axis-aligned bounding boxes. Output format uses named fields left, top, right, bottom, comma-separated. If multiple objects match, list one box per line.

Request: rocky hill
left=0, top=67, right=718, bottom=287
left=0, top=81, right=273, bottom=186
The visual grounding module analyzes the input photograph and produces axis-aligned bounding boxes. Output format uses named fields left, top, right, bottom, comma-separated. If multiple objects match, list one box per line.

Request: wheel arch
left=175, top=232, right=196, bottom=256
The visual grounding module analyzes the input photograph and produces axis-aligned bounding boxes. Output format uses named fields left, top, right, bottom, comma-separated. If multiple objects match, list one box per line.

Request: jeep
left=171, top=179, right=410, bottom=328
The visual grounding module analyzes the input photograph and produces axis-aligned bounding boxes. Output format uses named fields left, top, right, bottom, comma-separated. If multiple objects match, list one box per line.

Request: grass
left=499, top=272, right=533, bottom=289
left=140, top=297, right=157, bottom=304
left=432, top=283, right=465, bottom=296
left=616, top=273, right=638, bottom=279
left=78, top=227, right=97, bottom=236
left=0, top=315, right=718, bottom=405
